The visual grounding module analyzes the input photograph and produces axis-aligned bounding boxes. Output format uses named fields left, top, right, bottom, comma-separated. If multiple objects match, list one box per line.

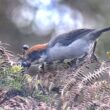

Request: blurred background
left=0, top=0, right=110, bottom=60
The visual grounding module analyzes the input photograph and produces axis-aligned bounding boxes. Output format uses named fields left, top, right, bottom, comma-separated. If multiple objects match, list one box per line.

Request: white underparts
left=47, top=39, right=93, bottom=61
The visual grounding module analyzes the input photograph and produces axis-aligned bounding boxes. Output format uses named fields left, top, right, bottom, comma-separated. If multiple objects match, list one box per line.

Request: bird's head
left=21, top=43, right=48, bottom=67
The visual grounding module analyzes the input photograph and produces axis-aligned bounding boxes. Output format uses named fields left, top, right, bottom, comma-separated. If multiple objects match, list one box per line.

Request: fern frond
left=81, top=65, right=110, bottom=86
left=61, top=78, right=76, bottom=96
left=61, top=58, right=101, bottom=97
left=74, top=58, right=101, bottom=81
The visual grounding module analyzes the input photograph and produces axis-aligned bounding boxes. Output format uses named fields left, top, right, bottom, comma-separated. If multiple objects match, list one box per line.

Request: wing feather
left=49, top=29, right=95, bottom=47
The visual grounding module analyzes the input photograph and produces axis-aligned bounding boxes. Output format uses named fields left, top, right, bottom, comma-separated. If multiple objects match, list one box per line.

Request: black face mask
left=21, top=60, right=31, bottom=67
left=21, top=49, right=47, bottom=67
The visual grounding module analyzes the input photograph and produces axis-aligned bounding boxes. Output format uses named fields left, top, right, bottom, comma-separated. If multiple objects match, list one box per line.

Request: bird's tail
left=98, top=27, right=110, bottom=33
left=89, top=27, right=110, bottom=41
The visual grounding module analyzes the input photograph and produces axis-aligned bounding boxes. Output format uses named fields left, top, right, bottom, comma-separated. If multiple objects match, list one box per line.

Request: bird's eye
left=22, top=44, right=29, bottom=50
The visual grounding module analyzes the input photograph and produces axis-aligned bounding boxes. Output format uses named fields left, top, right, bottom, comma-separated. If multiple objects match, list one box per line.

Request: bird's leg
left=67, top=58, right=77, bottom=67
left=92, top=41, right=97, bottom=54
left=38, top=62, right=51, bottom=72
left=39, top=63, right=45, bottom=72
left=67, top=52, right=87, bottom=68
left=75, top=52, right=88, bottom=68
left=79, top=52, right=88, bottom=61
left=89, top=41, right=98, bottom=62
left=39, top=61, right=55, bottom=72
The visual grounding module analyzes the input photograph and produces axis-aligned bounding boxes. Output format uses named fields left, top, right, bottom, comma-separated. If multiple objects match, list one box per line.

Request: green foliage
left=0, top=66, right=23, bottom=90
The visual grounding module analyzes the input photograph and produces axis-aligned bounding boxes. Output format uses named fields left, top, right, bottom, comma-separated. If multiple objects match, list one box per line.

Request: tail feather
left=88, top=27, right=110, bottom=41
left=98, top=27, right=110, bottom=33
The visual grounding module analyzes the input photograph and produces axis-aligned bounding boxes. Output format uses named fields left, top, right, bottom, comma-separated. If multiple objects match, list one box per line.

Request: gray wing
left=49, top=29, right=95, bottom=47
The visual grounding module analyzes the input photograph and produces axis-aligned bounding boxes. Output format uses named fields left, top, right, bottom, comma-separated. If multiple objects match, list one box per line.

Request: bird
left=21, top=27, right=110, bottom=67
